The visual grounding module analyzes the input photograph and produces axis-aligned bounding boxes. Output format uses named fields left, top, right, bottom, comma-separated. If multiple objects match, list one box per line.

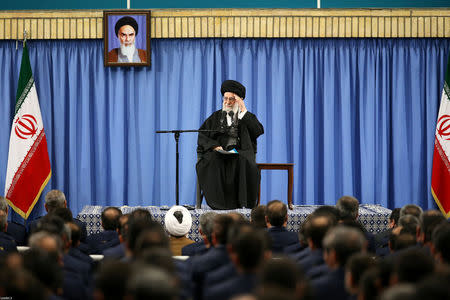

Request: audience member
left=204, top=226, right=268, bottom=300
left=164, top=205, right=195, bottom=256
left=336, top=195, right=359, bottom=221
left=265, top=200, right=299, bottom=254
left=431, top=222, right=450, bottom=265
left=250, top=205, right=267, bottom=229
left=417, top=210, right=446, bottom=247
left=93, top=260, right=132, bottom=300
left=393, top=248, right=434, bottom=284
left=375, top=208, right=400, bottom=256
left=28, top=190, right=88, bottom=242
left=258, top=257, right=313, bottom=300
left=125, top=266, right=178, bottom=300
left=344, top=253, right=376, bottom=300
left=86, top=206, right=122, bottom=254
left=298, top=214, right=334, bottom=275
left=103, top=213, right=129, bottom=259
left=124, top=209, right=157, bottom=260
left=22, top=248, right=64, bottom=299
left=0, top=196, right=28, bottom=246
left=399, top=204, right=423, bottom=219
left=182, top=211, right=216, bottom=256
left=311, top=225, right=366, bottom=300
left=190, top=214, right=235, bottom=300
left=0, top=210, right=18, bottom=255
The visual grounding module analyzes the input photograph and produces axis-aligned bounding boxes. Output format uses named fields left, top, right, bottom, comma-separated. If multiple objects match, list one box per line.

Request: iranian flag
left=432, top=55, right=450, bottom=218
left=4, top=44, right=51, bottom=219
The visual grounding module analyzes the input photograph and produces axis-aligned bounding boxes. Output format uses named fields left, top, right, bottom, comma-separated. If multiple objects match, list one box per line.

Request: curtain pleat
left=0, top=38, right=448, bottom=221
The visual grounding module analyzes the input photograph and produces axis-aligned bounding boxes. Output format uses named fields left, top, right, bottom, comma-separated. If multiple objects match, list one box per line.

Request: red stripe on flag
left=431, top=142, right=450, bottom=217
left=6, top=131, right=51, bottom=218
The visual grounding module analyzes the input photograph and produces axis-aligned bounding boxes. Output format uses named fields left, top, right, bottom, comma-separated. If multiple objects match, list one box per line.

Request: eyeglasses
left=223, top=96, right=236, bottom=102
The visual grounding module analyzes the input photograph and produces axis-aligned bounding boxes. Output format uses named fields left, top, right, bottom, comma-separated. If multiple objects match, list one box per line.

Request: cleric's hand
left=236, top=96, right=247, bottom=113
left=213, top=146, right=223, bottom=151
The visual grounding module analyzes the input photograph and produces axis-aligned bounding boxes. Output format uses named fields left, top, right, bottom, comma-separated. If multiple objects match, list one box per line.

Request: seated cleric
left=196, top=80, right=264, bottom=210
left=107, top=16, right=147, bottom=63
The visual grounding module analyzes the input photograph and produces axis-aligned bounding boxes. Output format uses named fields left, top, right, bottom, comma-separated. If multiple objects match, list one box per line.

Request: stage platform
left=77, top=204, right=392, bottom=242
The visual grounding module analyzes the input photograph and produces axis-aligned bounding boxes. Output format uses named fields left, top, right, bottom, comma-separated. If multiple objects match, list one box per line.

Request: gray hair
left=398, top=215, right=420, bottom=235
left=199, top=212, right=217, bottom=243
left=336, top=195, right=359, bottom=220
left=44, top=190, right=66, bottom=212
left=0, top=196, right=8, bottom=212
left=323, top=225, right=366, bottom=265
left=126, top=266, right=177, bottom=299
left=28, top=231, right=63, bottom=255
left=400, top=204, right=423, bottom=219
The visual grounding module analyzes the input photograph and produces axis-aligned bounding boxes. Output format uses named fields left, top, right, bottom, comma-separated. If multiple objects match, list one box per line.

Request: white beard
left=120, top=43, right=136, bottom=62
left=222, top=102, right=239, bottom=114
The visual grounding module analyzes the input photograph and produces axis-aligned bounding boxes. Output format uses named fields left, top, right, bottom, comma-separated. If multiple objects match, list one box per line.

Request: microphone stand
left=155, top=129, right=216, bottom=208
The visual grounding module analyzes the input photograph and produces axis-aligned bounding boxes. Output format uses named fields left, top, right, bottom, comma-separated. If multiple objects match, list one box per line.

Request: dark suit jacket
left=6, top=221, right=27, bottom=246
left=102, top=243, right=126, bottom=259
left=28, top=217, right=87, bottom=242
left=190, top=245, right=230, bottom=300
left=63, top=269, right=88, bottom=300
left=68, top=247, right=94, bottom=267
left=63, top=253, right=91, bottom=286
left=284, top=242, right=307, bottom=255
left=0, top=231, right=18, bottom=254
left=306, top=263, right=329, bottom=280
left=86, top=230, right=119, bottom=254
left=204, top=262, right=236, bottom=286
left=182, top=241, right=208, bottom=256
left=290, top=246, right=311, bottom=263
left=311, top=267, right=349, bottom=300
left=375, top=228, right=392, bottom=256
left=203, top=273, right=257, bottom=300
left=267, top=226, right=299, bottom=253
left=298, top=248, right=324, bottom=273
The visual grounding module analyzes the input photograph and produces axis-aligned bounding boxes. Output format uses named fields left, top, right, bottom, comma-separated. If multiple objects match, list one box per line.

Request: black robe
left=196, top=110, right=264, bottom=209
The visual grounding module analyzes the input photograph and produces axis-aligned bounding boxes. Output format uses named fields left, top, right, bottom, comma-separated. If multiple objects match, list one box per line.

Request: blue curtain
left=0, top=38, right=449, bottom=221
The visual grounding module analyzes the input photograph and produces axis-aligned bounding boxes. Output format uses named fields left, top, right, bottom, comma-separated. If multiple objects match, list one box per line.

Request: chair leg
left=196, top=180, right=203, bottom=209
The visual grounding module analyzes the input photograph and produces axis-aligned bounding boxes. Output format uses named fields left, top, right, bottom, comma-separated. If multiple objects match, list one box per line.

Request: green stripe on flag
left=15, top=44, right=34, bottom=115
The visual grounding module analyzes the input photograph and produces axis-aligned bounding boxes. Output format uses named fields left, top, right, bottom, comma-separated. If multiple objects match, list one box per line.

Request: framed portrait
left=103, top=10, right=151, bottom=67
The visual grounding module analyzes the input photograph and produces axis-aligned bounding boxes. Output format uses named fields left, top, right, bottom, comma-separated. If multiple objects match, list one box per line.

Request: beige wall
left=0, top=8, right=449, bottom=39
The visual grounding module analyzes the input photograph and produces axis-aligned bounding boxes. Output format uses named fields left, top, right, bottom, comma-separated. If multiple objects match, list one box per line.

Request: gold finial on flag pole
left=23, top=30, right=28, bottom=47
left=16, top=30, right=28, bottom=50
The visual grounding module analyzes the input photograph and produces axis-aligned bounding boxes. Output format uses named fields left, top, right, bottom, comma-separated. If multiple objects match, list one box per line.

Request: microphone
left=228, top=111, right=234, bottom=118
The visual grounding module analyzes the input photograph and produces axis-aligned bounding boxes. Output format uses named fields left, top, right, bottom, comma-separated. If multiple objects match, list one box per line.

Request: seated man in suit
left=0, top=211, right=17, bottom=255
left=86, top=206, right=122, bottom=254
left=103, top=213, right=129, bottom=259
left=28, top=229, right=89, bottom=300
left=336, top=195, right=376, bottom=253
left=28, top=189, right=87, bottom=243
left=182, top=212, right=216, bottom=256
left=0, top=196, right=27, bottom=246
left=265, top=200, right=299, bottom=254
left=189, top=214, right=235, bottom=300
left=375, top=208, right=400, bottom=256
left=204, top=225, right=269, bottom=300
left=311, top=226, right=366, bottom=300
left=299, top=214, right=335, bottom=274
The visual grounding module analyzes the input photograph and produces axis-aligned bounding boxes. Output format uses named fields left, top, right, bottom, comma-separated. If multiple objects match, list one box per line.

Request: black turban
left=115, top=16, right=139, bottom=36
left=221, top=80, right=246, bottom=100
